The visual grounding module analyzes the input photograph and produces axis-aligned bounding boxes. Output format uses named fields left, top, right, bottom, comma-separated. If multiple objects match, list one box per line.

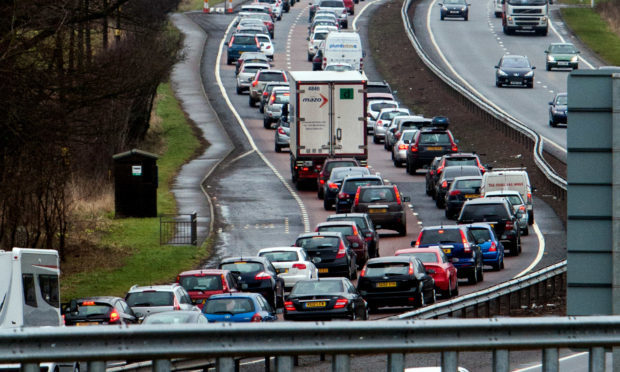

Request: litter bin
left=113, top=149, right=159, bottom=218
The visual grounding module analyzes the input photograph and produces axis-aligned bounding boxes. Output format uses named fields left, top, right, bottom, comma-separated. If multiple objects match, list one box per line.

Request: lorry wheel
left=528, top=211, right=534, bottom=225
left=307, top=53, right=312, bottom=62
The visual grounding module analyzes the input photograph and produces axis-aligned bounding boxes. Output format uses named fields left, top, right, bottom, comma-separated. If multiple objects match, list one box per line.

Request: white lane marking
left=352, top=0, right=383, bottom=31
left=228, top=149, right=256, bottom=163
left=215, top=18, right=311, bottom=232
left=512, top=352, right=589, bottom=372
left=548, top=19, right=595, bottom=69
left=513, top=221, right=545, bottom=278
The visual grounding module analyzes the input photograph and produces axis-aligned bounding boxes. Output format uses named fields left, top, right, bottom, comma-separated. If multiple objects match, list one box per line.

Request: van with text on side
left=480, top=168, right=534, bottom=225
left=322, top=31, right=364, bottom=71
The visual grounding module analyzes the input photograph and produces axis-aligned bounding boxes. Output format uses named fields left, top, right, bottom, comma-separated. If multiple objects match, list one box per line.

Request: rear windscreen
left=318, top=226, right=353, bottom=236
left=370, top=102, right=397, bottom=112
left=366, top=262, right=409, bottom=276
left=329, top=216, right=367, bottom=229
left=342, top=179, right=382, bottom=193
left=320, top=0, right=344, bottom=6
left=326, top=161, right=358, bottom=172
left=259, top=251, right=299, bottom=262
left=233, top=36, right=256, bottom=45
left=359, top=188, right=395, bottom=203
left=367, top=85, right=391, bottom=94
left=204, top=298, right=255, bottom=314
left=446, top=158, right=477, bottom=167
left=74, top=303, right=112, bottom=316
left=220, top=262, right=264, bottom=273
left=126, top=292, right=173, bottom=307
left=420, top=229, right=462, bottom=245
left=454, top=179, right=482, bottom=189
left=401, top=252, right=438, bottom=263
left=460, top=204, right=508, bottom=220
left=419, top=133, right=451, bottom=145
left=179, top=275, right=223, bottom=291
left=470, top=228, right=492, bottom=242
left=296, top=236, right=339, bottom=249
left=259, top=72, right=286, bottom=82
left=443, top=167, right=481, bottom=178
left=291, top=281, right=343, bottom=294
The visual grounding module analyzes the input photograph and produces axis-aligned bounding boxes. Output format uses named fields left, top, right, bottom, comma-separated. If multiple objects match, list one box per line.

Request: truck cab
left=502, top=0, right=548, bottom=36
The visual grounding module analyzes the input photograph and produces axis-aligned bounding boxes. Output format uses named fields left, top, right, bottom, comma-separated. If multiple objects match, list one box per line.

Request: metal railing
left=159, top=212, right=198, bottom=245
left=2, top=317, right=619, bottom=372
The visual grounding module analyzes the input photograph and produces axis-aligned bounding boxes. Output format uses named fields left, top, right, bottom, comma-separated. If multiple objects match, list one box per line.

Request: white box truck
left=288, top=71, right=368, bottom=187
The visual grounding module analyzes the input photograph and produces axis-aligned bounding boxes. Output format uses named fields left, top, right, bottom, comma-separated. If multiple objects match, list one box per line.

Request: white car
left=307, top=30, right=330, bottom=61
left=236, top=62, right=270, bottom=94
left=257, top=247, right=318, bottom=289
left=483, top=190, right=530, bottom=235
left=256, top=33, right=274, bottom=59
left=366, top=100, right=398, bottom=135
left=324, top=62, right=354, bottom=71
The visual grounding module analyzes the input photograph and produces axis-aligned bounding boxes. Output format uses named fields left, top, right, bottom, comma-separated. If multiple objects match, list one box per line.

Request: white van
left=480, top=168, right=534, bottom=225
left=494, top=0, right=504, bottom=18
left=322, top=31, right=364, bottom=71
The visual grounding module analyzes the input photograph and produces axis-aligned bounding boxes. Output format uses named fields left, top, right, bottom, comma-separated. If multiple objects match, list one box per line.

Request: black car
left=218, top=256, right=285, bottom=308
left=357, top=256, right=435, bottom=311
left=327, top=213, right=380, bottom=258
left=439, top=0, right=470, bottom=21
left=406, top=128, right=459, bottom=175
left=549, top=93, right=567, bottom=127
left=63, top=296, right=138, bottom=326
left=425, top=156, right=443, bottom=198
left=444, top=176, right=483, bottom=219
left=260, top=82, right=289, bottom=113
left=284, top=278, right=368, bottom=321
left=317, top=158, right=361, bottom=199
left=495, top=55, right=536, bottom=88
left=294, top=232, right=358, bottom=279
left=323, top=167, right=370, bottom=210
left=457, top=197, right=522, bottom=256
left=335, top=175, right=384, bottom=213
left=351, top=185, right=411, bottom=236
left=312, top=49, right=323, bottom=71
left=434, top=165, right=482, bottom=209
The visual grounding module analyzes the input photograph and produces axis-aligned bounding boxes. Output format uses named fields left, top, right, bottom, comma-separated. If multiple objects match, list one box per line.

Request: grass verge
left=561, top=7, right=620, bottom=65
left=60, top=83, right=210, bottom=300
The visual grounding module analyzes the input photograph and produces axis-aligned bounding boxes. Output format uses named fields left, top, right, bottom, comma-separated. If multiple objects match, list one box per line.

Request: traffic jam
left=58, top=0, right=539, bottom=326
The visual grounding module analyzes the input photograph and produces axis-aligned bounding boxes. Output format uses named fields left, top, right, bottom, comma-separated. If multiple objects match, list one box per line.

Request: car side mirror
left=494, top=65, right=499, bottom=69
left=306, top=37, right=309, bottom=40
left=532, top=66, right=536, bottom=70
left=549, top=101, right=553, bottom=105
left=410, top=240, right=416, bottom=247
left=403, top=196, right=411, bottom=202
left=544, top=50, right=549, bottom=54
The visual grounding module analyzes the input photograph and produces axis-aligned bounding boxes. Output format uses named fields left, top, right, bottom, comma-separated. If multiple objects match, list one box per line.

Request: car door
left=116, top=299, right=138, bottom=324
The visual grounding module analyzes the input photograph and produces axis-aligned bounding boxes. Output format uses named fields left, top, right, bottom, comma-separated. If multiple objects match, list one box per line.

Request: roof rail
left=487, top=167, right=527, bottom=172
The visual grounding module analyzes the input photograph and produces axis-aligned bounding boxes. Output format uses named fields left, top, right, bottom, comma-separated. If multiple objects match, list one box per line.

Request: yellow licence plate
left=427, top=146, right=443, bottom=151
left=376, top=281, right=397, bottom=288
left=370, top=208, right=387, bottom=213
left=76, top=322, right=99, bottom=326
left=318, top=268, right=329, bottom=273
left=442, top=248, right=452, bottom=254
left=305, top=301, right=326, bottom=308
left=465, top=194, right=479, bottom=199
left=277, top=268, right=289, bottom=274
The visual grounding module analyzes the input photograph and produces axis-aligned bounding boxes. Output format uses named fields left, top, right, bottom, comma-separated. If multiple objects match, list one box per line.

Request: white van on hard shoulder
left=480, top=168, right=534, bottom=225
left=322, top=31, right=365, bottom=71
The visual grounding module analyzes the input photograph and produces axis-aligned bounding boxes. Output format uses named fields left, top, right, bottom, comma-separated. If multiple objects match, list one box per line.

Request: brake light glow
left=489, top=242, right=497, bottom=252
left=255, top=272, right=272, bottom=280
left=460, top=230, right=471, bottom=253
left=519, top=205, right=526, bottom=212
left=262, top=91, right=268, bottom=97
left=336, top=241, right=346, bottom=259
left=449, top=190, right=461, bottom=196
left=252, top=80, right=258, bottom=87
left=394, top=185, right=402, bottom=205
left=441, top=180, right=448, bottom=189
left=506, top=220, right=514, bottom=230
left=360, top=266, right=367, bottom=277
left=352, top=224, right=359, bottom=236
left=334, top=298, right=348, bottom=309
left=292, top=263, right=307, bottom=270
left=398, top=144, right=408, bottom=150
left=437, top=165, right=444, bottom=175
left=82, top=301, right=95, bottom=306
left=278, top=127, right=286, bottom=135
left=173, top=297, right=181, bottom=310
left=410, top=144, right=418, bottom=152
left=221, top=274, right=229, bottom=291
left=353, top=187, right=361, bottom=207
left=527, top=192, right=532, bottom=204
left=328, top=182, right=339, bottom=191
left=414, top=232, right=422, bottom=248
left=109, top=309, right=120, bottom=323
left=251, top=313, right=262, bottom=322
left=408, top=262, right=414, bottom=275
left=451, top=143, right=458, bottom=152
left=284, top=301, right=295, bottom=311
left=270, top=94, right=276, bottom=104
left=377, top=120, right=383, bottom=126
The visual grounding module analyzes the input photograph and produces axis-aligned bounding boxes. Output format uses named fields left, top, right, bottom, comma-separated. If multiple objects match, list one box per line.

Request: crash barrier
left=159, top=212, right=198, bottom=245
left=400, top=0, right=567, bottom=202
left=395, top=261, right=566, bottom=320
left=2, top=316, right=618, bottom=372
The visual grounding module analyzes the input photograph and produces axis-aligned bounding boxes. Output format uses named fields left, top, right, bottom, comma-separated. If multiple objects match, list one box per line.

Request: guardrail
left=394, top=261, right=566, bottom=320
left=400, top=0, right=567, bottom=199
left=2, top=317, right=618, bottom=372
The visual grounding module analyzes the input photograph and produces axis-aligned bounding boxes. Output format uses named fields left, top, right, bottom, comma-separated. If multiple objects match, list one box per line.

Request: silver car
left=125, top=284, right=195, bottom=320
left=236, top=62, right=270, bottom=94
left=372, top=108, right=410, bottom=144
left=384, top=115, right=429, bottom=151
left=391, top=129, right=419, bottom=167
left=264, top=87, right=290, bottom=128
left=366, top=100, right=398, bottom=134
left=484, top=190, right=530, bottom=236
left=274, top=114, right=290, bottom=152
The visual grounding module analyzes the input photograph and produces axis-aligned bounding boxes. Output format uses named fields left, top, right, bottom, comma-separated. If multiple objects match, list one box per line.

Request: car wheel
left=453, top=280, right=459, bottom=296
left=528, top=80, right=534, bottom=88
left=406, top=161, right=417, bottom=175
left=468, top=267, right=478, bottom=285
left=249, top=96, right=256, bottom=107
left=500, top=259, right=505, bottom=270
left=263, top=118, right=271, bottom=129
left=440, top=15, right=445, bottom=20
left=416, top=285, right=426, bottom=308
left=350, top=309, right=357, bottom=321
left=227, top=58, right=232, bottom=65
left=275, top=143, right=281, bottom=153
left=495, top=79, right=501, bottom=87
left=444, top=209, right=453, bottom=219
left=236, top=86, right=242, bottom=95
left=429, top=289, right=436, bottom=304
left=435, top=198, right=444, bottom=209
left=398, top=225, right=407, bottom=236
left=477, top=264, right=484, bottom=282
left=444, top=282, right=452, bottom=298
left=546, top=63, right=551, bottom=71
left=307, top=53, right=312, bottom=62
left=323, top=198, right=333, bottom=210
left=373, top=135, right=379, bottom=144
left=550, top=119, right=557, bottom=128
left=528, top=210, right=534, bottom=225
left=363, top=306, right=369, bottom=320
left=522, top=226, right=529, bottom=236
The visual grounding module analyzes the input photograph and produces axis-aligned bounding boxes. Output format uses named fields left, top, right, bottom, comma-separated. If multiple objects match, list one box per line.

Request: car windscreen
left=243, top=66, right=263, bottom=73
left=380, top=111, right=407, bottom=120
left=318, top=225, right=353, bottom=236
left=550, top=44, right=576, bottom=54
left=460, top=204, right=509, bottom=221
left=179, top=275, right=223, bottom=291
left=342, top=179, right=382, bottom=193
left=126, top=292, right=173, bottom=307
left=142, top=313, right=196, bottom=324
left=401, top=252, right=438, bottom=263
left=296, top=236, right=340, bottom=249
left=365, top=262, right=409, bottom=276
left=259, top=251, right=299, bottom=262
left=493, top=195, right=523, bottom=206
left=420, top=229, right=462, bottom=245
left=204, top=298, right=255, bottom=314
left=220, top=262, right=264, bottom=273
left=291, top=281, right=343, bottom=295
left=419, top=133, right=451, bottom=145
left=258, top=72, right=286, bottom=82
left=555, top=95, right=567, bottom=105
left=232, top=36, right=256, bottom=45
left=359, top=188, right=396, bottom=203
left=501, top=57, right=530, bottom=68
left=445, top=158, right=477, bottom=167
left=370, top=103, right=397, bottom=112
left=454, top=179, right=482, bottom=190
left=469, top=228, right=492, bottom=242
left=257, top=35, right=270, bottom=43
left=367, top=85, right=391, bottom=94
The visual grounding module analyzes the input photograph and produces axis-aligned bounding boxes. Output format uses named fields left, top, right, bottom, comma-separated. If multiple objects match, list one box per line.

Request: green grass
left=561, top=7, right=620, bottom=65
left=178, top=0, right=225, bottom=12
left=61, top=83, right=208, bottom=300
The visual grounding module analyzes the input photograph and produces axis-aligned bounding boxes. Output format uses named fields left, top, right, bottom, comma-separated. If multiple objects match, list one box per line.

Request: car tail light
left=478, top=164, right=486, bottom=173
left=353, top=187, right=361, bottom=207
left=360, top=266, right=367, bottom=277
left=437, top=165, right=444, bottom=175
left=221, top=274, right=229, bottom=291
left=414, top=232, right=422, bottom=248
left=441, top=180, right=448, bottom=189
left=173, top=297, right=181, bottom=310
left=377, top=120, right=383, bottom=126
left=505, top=220, right=514, bottom=230
left=451, top=143, right=458, bottom=152
left=338, top=192, right=349, bottom=199
left=176, top=275, right=180, bottom=283
left=109, top=309, right=120, bottom=323
left=278, top=127, right=286, bottom=135
left=251, top=313, right=262, bottom=322
left=394, top=185, right=402, bottom=205
left=292, top=263, right=307, bottom=270
left=284, top=301, right=295, bottom=311
left=449, top=190, right=461, bottom=196
left=352, top=224, right=359, bottom=236
left=82, top=301, right=95, bottom=306
left=334, top=298, right=348, bottom=309
left=410, top=144, right=418, bottom=152
left=262, top=91, right=269, bottom=97
left=336, top=241, right=346, bottom=258
left=255, top=272, right=272, bottom=280
left=62, top=314, right=65, bottom=325
left=302, top=167, right=310, bottom=171
left=328, top=182, right=339, bottom=191
left=460, top=230, right=471, bottom=253
left=270, top=94, right=276, bottom=104
left=527, top=192, right=532, bottom=204
left=489, top=242, right=497, bottom=252
left=429, top=170, right=435, bottom=175
left=252, top=80, right=258, bottom=87
left=408, top=262, right=414, bottom=275
left=398, top=144, right=408, bottom=150
left=342, top=8, right=347, bottom=14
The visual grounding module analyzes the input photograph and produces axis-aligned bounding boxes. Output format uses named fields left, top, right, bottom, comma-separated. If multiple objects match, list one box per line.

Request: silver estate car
left=391, top=129, right=419, bottom=167
left=236, top=62, right=270, bottom=94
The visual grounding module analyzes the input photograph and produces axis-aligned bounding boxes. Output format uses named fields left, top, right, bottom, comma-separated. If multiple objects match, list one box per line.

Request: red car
left=343, top=0, right=354, bottom=14
left=315, top=220, right=369, bottom=267
left=395, top=246, right=459, bottom=298
left=176, top=269, right=240, bottom=309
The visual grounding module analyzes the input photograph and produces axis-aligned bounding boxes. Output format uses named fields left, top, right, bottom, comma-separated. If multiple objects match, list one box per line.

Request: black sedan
left=495, top=55, right=536, bottom=88
left=284, top=278, right=368, bottom=321
left=357, top=256, right=436, bottom=312
left=439, top=0, right=470, bottom=21
left=294, top=232, right=358, bottom=280
left=63, top=296, right=138, bottom=326
left=218, top=256, right=285, bottom=309
left=549, top=92, right=567, bottom=127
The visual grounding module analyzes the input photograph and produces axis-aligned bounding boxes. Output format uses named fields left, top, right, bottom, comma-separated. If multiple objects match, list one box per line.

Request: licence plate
left=76, top=322, right=99, bottom=326
left=510, top=81, right=522, bottom=85
left=376, top=281, right=397, bottom=288
left=450, top=10, right=459, bottom=13
left=369, top=208, right=387, bottom=213
left=464, top=194, right=479, bottom=199
left=442, top=248, right=452, bottom=254
left=522, top=26, right=532, bottom=29
left=318, top=268, right=329, bottom=273
left=558, top=62, right=568, bottom=65
left=427, top=146, right=442, bottom=151
left=304, top=301, right=326, bottom=308
left=277, top=268, right=289, bottom=274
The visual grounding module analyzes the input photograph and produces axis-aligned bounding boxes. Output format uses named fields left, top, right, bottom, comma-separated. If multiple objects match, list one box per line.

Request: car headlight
left=524, top=71, right=534, bottom=77
left=497, top=69, right=508, bottom=77
left=571, top=56, right=578, bottom=62
left=547, top=56, right=555, bottom=62
left=442, top=5, right=448, bottom=10
left=461, top=6, right=466, bottom=10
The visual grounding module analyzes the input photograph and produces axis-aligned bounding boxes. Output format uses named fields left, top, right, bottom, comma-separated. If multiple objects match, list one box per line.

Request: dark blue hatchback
left=226, top=34, right=261, bottom=65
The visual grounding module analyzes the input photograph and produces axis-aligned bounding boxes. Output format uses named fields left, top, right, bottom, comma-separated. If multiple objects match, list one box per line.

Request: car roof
left=343, top=175, right=382, bottom=181
left=452, top=175, right=482, bottom=182
left=243, top=62, right=270, bottom=68
left=442, top=152, right=478, bottom=159
left=258, top=69, right=285, bottom=74
left=366, top=256, right=413, bottom=264
left=422, top=225, right=465, bottom=231
left=258, top=246, right=303, bottom=253
left=178, top=269, right=229, bottom=276
left=316, top=220, right=357, bottom=228
left=467, top=222, right=495, bottom=230
left=232, top=33, right=257, bottom=38
left=378, top=107, right=408, bottom=114
left=296, top=231, right=346, bottom=239
left=396, top=246, right=442, bottom=254
left=369, top=99, right=398, bottom=105
left=73, top=296, right=124, bottom=303
left=328, top=213, right=369, bottom=219
left=220, top=256, right=271, bottom=264
left=208, top=293, right=261, bottom=300
left=127, top=284, right=180, bottom=292
left=464, top=196, right=509, bottom=205
left=485, top=190, right=521, bottom=196
left=240, top=52, right=268, bottom=59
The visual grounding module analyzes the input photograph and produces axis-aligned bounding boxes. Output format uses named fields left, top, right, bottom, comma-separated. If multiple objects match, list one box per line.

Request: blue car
left=202, top=293, right=278, bottom=323
left=226, top=34, right=261, bottom=65
left=468, top=223, right=505, bottom=271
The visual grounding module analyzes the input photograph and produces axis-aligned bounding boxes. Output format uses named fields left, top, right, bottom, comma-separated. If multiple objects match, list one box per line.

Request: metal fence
left=2, top=317, right=619, bottom=372
left=159, top=212, right=197, bottom=246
